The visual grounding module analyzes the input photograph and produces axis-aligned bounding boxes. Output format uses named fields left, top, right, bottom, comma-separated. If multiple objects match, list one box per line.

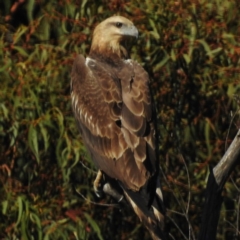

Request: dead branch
left=198, top=129, right=240, bottom=240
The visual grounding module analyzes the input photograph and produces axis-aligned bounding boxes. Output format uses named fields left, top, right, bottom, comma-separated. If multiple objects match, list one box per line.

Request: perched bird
left=71, top=16, right=165, bottom=240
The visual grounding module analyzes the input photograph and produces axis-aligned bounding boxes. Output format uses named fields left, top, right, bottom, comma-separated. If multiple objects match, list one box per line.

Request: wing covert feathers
left=71, top=52, right=165, bottom=239
left=124, top=183, right=165, bottom=240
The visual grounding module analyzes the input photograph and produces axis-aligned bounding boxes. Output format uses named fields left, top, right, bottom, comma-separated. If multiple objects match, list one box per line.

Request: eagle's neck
left=89, top=50, right=125, bottom=67
left=90, top=38, right=130, bottom=60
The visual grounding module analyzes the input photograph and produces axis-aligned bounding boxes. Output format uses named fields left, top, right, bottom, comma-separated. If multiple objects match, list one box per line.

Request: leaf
left=80, top=0, right=89, bottom=17
left=28, top=124, right=40, bottom=164
left=2, top=200, right=8, bottom=215
left=0, top=58, right=12, bottom=72
left=13, top=25, right=28, bottom=44
left=15, top=196, right=23, bottom=227
left=153, top=50, right=170, bottom=72
left=30, top=212, right=43, bottom=240
left=183, top=53, right=191, bottom=64
left=222, top=32, right=237, bottom=45
left=28, top=88, right=41, bottom=116
left=39, top=122, right=49, bottom=152
left=20, top=212, right=29, bottom=239
left=204, top=118, right=212, bottom=156
left=51, top=107, right=64, bottom=137
left=197, top=39, right=213, bottom=58
left=26, top=0, right=35, bottom=22
left=40, top=48, right=49, bottom=64
left=84, top=213, right=103, bottom=240
left=13, top=46, right=29, bottom=57
left=9, top=121, right=19, bottom=147
left=0, top=103, right=9, bottom=119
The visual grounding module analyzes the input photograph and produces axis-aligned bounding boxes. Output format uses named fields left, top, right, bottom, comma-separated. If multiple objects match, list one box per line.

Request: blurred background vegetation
left=0, top=0, right=240, bottom=239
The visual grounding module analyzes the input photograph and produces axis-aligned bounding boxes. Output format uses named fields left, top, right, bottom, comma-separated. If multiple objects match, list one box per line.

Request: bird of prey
left=71, top=16, right=165, bottom=240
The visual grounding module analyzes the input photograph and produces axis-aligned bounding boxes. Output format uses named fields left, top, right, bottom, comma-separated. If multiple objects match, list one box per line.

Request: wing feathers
left=119, top=61, right=152, bottom=139
left=72, top=55, right=88, bottom=78
left=123, top=186, right=165, bottom=240
left=121, top=127, right=139, bottom=150
left=122, top=104, right=146, bottom=136
left=71, top=54, right=157, bottom=188
left=134, top=138, right=146, bottom=163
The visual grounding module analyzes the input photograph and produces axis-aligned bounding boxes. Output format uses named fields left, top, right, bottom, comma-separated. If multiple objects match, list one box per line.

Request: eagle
left=71, top=16, right=165, bottom=240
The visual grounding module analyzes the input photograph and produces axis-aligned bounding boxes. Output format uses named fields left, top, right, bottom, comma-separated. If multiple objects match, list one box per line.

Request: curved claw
left=94, top=187, right=103, bottom=198
left=93, top=170, right=103, bottom=198
left=93, top=170, right=124, bottom=202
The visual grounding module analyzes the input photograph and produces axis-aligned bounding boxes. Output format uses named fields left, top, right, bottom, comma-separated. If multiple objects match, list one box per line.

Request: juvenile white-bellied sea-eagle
left=71, top=16, right=165, bottom=240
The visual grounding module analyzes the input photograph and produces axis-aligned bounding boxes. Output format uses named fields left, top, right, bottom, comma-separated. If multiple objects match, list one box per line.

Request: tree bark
left=198, top=129, right=240, bottom=240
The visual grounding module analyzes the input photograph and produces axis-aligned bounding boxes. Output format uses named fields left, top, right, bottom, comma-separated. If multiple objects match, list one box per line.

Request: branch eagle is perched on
left=71, top=16, right=166, bottom=240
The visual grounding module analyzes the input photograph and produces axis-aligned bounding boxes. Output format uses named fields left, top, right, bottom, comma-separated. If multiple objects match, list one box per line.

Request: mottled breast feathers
left=71, top=54, right=156, bottom=191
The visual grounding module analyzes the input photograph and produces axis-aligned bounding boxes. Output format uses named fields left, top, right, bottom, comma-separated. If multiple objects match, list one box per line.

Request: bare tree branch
left=198, top=129, right=240, bottom=240
left=213, top=129, right=240, bottom=187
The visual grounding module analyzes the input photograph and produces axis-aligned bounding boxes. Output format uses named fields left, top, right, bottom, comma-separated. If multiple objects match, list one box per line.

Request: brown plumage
left=71, top=16, right=166, bottom=240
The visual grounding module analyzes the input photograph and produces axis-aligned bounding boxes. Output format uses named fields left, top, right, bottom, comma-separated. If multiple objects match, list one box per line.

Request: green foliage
left=0, top=0, right=240, bottom=239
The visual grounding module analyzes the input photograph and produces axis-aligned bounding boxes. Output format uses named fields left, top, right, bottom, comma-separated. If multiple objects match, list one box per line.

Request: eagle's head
left=90, top=16, right=138, bottom=59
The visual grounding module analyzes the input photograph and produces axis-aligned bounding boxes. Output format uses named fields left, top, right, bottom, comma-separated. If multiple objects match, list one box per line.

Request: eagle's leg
left=93, top=170, right=124, bottom=202
left=103, top=182, right=124, bottom=202
left=93, top=170, right=104, bottom=198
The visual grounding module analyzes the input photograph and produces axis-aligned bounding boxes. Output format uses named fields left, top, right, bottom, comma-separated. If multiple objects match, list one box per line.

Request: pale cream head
left=90, top=16, right=138, bottom=58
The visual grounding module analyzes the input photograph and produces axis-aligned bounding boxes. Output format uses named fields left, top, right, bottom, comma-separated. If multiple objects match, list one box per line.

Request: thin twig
left=230, top=177, right=240, bottom=192
left=179, top=154, right=195, bottom=240
left=161, top=157, right=195, bottom=240
left=225, top=109, right=238, bottom=151
left=224, top=218, right=240, bottom=236
left=75, top=187, right=120, bottom=208
left=79, top=159, right=97, bottom=173
left=167, top=209, right=187, bottom=217
left=168, top=233, right=176, bottom=240
left=236, top=195, right=240, bottom=237
left=167, top=215, right=189, bottom=240
left=160, top=161, right=188, bottom=216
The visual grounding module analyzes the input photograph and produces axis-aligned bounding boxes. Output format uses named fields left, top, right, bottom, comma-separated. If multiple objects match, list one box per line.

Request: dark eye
left=115, top=22, right=123, bottom=28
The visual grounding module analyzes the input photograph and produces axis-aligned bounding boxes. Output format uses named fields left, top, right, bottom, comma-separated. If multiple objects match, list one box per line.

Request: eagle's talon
left=93, top=170, right=104, bottom=198
left=94, top=186, right=103, bottom=198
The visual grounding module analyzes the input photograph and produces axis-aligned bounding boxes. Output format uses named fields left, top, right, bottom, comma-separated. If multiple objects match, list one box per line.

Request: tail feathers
left=123, top=186, right=166, bottom=240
